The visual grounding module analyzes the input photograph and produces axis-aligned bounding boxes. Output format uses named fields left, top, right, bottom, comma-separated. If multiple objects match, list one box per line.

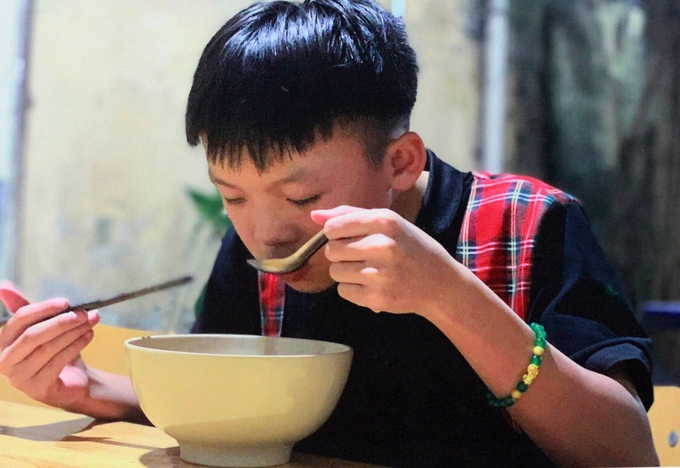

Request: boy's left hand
left=311, top=205, right=458, bottom=315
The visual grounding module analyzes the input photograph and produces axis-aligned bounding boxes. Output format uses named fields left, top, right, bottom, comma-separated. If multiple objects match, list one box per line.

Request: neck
left=391, top=171, right=429, bottom=224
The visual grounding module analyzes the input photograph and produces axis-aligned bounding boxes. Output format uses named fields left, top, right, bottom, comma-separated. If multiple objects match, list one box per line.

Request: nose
left=251, top=215, right=299, bottom=255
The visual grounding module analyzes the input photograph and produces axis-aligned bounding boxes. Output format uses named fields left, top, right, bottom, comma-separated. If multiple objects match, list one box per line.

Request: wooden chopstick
left=64, top=275, right=193, bottom=312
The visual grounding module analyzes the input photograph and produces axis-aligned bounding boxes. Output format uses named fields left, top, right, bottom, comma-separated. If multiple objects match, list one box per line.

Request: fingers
left=0, top=311, right=98, bottom=401
left=310, top=205, right=365, bottom=225
left=22, top=327, right=95, bottom=399
left=313, top=206, right=447, bottom=315
left=0, top=284, right=100, bottom=408
left=0, top=310, right=97, bottom=370
left=325, top=232, right=398, bottom=263
left=315, top=207, right=405, bottom=282
left=313, top=207, right=402, bottom=241
left=6, top=318, right=93, bottom=379
left=0, top=281, right=30, bottom=313
left=12, top=328, right=94, bottom=405
left=336, top=282, right=385, bottom=314
left=1, top=298, right=71, bottom=346
left=329, top=261, right=378, bottom=283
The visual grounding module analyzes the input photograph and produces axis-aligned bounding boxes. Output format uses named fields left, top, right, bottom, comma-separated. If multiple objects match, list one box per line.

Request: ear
left=384, top=132, right=427, bottom=191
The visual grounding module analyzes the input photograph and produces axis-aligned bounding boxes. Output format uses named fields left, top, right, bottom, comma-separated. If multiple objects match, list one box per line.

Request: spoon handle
left=65, top=275, right=193, bottom=312
left=300, top=229, right=329, bottom=260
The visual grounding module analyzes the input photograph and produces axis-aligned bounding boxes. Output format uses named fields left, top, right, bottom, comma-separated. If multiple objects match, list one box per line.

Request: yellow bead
left=533, top=346, right=544, bottom=356
left=511, top=390, right=522, bottom=400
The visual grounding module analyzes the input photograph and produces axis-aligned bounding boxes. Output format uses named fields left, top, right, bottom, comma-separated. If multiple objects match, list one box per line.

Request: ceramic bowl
left=125, top=334, right=352, bottom=467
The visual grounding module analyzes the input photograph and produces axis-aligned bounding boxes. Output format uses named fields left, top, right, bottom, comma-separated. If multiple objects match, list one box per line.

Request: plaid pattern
left=456, top=172, right=575, bottom=320
left=258, top=271, right=285, bottom=337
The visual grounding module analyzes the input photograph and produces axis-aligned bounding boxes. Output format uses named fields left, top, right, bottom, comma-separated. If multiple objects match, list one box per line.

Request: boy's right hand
left=0, top=281, right=99, bottom=412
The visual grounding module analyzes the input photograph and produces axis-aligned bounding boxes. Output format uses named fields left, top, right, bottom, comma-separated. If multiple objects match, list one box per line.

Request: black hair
left=185, top=0, right=418, bottom=170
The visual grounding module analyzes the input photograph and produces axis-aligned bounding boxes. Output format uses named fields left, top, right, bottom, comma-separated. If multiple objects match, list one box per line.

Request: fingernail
left=72, top=311, right=87, bottom=321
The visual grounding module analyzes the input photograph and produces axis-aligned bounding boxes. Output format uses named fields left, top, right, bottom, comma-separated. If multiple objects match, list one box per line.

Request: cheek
left=322, top=176, right=388, bottom=209
left=222, top=207, right=258, bottom=240
left=348, top=180, right=391, bottom=208
left=353, top=167, right=392, bottom=206
left=224, top=213, right=252, bottom=244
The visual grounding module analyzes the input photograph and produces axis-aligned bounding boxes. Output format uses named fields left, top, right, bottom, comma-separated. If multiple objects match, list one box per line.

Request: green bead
left=531, top=355, right=542, bottom=366
left=516, top=381, right=528, bottom=392
left=503, top=396, right=515, bottom=408
left=530, top=322, right=546, bottom=339
left=486, top=389, right=517, bottom=408
left=487, top=389, right=499, bottom=403
left=535, top=338, right=547, bottom=348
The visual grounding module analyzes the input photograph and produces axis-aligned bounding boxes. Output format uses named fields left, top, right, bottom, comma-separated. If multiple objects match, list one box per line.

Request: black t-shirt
left=192, top=151, right=652, bottom=468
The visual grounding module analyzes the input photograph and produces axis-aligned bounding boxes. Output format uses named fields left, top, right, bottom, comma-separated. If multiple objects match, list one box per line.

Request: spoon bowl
left=246, top=229, right=328, bottom=274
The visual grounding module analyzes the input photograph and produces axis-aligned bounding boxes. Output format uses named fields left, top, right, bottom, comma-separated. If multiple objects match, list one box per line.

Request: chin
left=283, top=278, right=336, bottom=294
left=277, top=259, right=335, bottom=293
left=280, top=267, right=335, bottom=293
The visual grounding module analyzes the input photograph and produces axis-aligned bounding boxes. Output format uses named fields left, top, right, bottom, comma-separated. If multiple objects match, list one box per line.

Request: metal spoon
left=246, top=229, right=328, bottom=274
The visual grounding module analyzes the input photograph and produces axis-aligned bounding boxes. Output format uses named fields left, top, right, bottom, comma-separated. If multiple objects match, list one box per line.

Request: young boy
left=0, top=1, right=658, bottom=466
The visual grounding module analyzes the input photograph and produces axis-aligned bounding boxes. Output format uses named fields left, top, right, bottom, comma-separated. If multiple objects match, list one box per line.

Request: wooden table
left=0, top=401, right=384, bottom=467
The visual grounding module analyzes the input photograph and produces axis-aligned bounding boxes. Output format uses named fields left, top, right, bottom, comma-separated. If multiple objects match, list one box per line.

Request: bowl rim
left=124, top=333, right=353, bottom=358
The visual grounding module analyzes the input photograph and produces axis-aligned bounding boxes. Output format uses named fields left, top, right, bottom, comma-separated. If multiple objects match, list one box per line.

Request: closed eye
left=288, top=195, right=321, bottom=207
left=223, top=197, right=245, bottom=205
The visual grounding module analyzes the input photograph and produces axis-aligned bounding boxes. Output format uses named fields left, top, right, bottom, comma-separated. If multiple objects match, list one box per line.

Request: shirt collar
left=414, top=149, right=465, bottom=237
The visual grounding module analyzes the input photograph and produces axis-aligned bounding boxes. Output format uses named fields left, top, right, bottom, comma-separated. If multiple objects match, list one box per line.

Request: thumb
left=0, top=281, right=30, bottom=313
left=310, top=205, right=365, bottom=225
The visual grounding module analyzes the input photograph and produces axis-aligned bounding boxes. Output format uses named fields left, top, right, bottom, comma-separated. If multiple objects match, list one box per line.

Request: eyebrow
left=208, top=171, right=236, bottom=188
left=208, top=166, right=312, bottom=188
left=274, top=166, right=311, bottom=185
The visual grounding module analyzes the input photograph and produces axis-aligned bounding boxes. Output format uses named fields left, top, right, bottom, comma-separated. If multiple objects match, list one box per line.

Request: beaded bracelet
left=486, top=322, right=546, bottom=408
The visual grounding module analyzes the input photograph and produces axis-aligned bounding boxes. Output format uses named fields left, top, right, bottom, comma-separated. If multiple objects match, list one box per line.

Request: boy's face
left=208, top=132, right=394, bottom=293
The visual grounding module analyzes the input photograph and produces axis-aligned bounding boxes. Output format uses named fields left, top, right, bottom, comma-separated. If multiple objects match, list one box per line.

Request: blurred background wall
left=504, top=0, right=680, bottom=382
left=0, top=0, right=480, bottom=332
left=0, top=0, right=29, bottom=289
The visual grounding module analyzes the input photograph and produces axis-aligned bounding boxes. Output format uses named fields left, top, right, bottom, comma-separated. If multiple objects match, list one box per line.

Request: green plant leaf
left=185, top=187, right=232, bottom=234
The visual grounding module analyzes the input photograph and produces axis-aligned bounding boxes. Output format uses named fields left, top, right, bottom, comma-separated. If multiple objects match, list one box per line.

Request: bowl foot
left=179, top=442, right=294, bottom=467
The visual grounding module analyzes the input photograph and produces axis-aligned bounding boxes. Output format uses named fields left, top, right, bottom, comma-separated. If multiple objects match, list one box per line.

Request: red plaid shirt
left=259, top=172, right=575, bottom=334
left=258, top=271, right=285, bottom=337
left=456, top=172, right=576, bottom=320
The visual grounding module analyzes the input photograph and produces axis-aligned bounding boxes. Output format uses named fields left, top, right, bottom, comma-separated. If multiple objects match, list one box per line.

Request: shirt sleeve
left=191, top=228, right=261, bottom=335
left=527, top=201, right=654, bottom=409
